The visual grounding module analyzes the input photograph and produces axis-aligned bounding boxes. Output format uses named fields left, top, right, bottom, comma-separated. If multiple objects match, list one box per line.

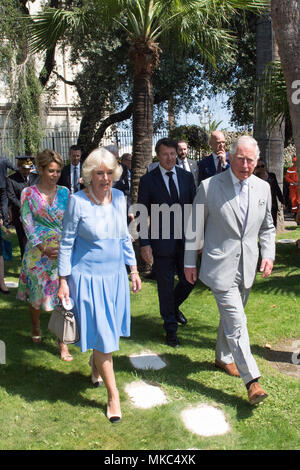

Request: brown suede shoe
left=215, top=360, right=240, bottom=377
left=248, top=382, right=268, bottom=405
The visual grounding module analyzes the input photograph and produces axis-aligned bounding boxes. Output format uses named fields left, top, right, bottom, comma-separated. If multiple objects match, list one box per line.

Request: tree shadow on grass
left=1, top=315, right=254, bottom=423
left=2, top=362, right=106, bottom=413
left=0, top=289, right=268, bottom=424
left=0, top=307, right=108, bottom=414
left=252, top=272, right=300, bottom=296
left=130, top=313, right=217, bottom=351
left=0, top=327, right=107, bottom=413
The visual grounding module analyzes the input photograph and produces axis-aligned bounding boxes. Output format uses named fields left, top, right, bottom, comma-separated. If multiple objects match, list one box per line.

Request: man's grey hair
left=229, top=135, right=260, bottom=160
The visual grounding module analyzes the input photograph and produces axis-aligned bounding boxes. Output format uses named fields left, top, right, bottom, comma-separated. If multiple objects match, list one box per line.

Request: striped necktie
left=73, top=166, right=79, bottom=193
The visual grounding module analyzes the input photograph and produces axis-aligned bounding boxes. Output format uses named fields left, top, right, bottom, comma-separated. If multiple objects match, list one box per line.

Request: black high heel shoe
left=106, top=406, right=122, bottom=423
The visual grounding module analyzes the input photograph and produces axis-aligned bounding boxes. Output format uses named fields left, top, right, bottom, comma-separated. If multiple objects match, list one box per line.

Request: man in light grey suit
left=184, top=136, right=275, bottom=405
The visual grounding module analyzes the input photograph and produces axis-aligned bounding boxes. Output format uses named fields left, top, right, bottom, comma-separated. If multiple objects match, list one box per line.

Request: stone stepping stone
left=181, top=404, right=230, bottom=437
left=125, top=380, right=168, bottom=409
left=5, top=281, right=18, bottom=288
left=129, top=350, right=167, bottom=370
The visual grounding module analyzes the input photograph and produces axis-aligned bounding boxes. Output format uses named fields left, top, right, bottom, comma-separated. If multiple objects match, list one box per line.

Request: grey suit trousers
left=211, top=261, right=260, bottom=385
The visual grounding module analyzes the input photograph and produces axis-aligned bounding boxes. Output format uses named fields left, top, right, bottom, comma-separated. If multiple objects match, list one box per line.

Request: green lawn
left=0, top=227, right=299, bottom=450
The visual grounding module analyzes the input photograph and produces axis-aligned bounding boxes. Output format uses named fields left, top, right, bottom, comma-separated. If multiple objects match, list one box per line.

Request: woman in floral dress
left=17, top=149, right=72, bottom=360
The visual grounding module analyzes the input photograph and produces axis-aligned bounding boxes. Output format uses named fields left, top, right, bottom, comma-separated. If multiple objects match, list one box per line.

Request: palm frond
left=256, top=60, right=288, bottom=130
left=27, top=8, right=90, bottom=53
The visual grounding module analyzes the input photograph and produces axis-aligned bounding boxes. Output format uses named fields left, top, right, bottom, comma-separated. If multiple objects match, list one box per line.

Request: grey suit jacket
left=184, top=169, right=276, bottom=290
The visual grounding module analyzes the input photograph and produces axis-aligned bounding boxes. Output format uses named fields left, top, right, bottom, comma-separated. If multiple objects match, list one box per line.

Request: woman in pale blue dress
left=58, top=147, right=141, bottom=423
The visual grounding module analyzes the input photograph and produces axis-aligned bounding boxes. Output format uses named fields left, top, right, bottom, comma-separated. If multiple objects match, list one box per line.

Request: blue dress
left=58, top=188, right=136, bottom=353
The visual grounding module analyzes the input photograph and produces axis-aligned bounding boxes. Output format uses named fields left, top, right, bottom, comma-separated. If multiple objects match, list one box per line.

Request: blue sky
left=178, top=93, right=237, bottom=131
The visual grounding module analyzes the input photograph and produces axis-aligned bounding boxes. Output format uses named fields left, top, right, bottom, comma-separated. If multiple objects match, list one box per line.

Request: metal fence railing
left=0, top=129, right=201, bottom=162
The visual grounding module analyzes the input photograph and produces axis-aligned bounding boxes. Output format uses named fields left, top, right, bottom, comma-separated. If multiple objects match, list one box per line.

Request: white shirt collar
left=70, top=163, right=80, bottom=169
left=159, top=164, right=176, bottom=175
left=230, top=168, right=250, bottom=186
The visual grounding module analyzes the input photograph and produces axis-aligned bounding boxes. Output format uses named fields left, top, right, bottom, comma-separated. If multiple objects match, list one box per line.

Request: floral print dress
left=17, top=185, right=69, bottom=311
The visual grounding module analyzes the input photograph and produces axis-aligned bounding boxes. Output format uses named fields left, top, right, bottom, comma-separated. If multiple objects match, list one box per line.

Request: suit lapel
left=219, top=170, right=242, bottom=230
left=244, top=176, right=255, bottom=236
left=67, top=164, right=72, bottom=188
left=208, top=155, right=216, bottom=176
left=152, top=166, right=172, bottom=204
left=175, top=166, right=186, bottom=203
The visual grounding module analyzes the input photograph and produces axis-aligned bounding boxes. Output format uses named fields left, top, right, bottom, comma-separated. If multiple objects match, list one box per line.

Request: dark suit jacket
left=58, top=163, right=84, bottom=191
left=6, top=171, right=39, bottom=223
left=0, top=158, right=17, bottom=189
left=267, top=172, right=284, bottom=213
left=138, top=166, right=196, bottom=257
left=113, top=164, right=132, bottom=221
left=113, top=164, right=131, bottom=199
left=198, top=154, right=230, bottom=185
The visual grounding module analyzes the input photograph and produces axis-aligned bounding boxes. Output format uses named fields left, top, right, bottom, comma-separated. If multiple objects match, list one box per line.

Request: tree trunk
left=130, top=46, right=155, bottom=205
left=271, top=1, right=300, bottom=177
left=168, top=94, right=175, bottom=132
left=254, top=14, right=285, bottom=232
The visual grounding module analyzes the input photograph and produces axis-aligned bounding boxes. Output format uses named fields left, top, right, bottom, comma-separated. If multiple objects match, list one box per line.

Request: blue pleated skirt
left=68, top=236, right=131, bottom=353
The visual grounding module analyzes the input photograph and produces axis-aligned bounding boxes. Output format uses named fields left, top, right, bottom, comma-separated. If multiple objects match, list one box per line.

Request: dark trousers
left=271, top=208, right=278, bottom=228
left=154, top=241, right=194, bottom=336
left=0, top=188, right=8, bottom=227
left=14, top=218, right=27, bottom=259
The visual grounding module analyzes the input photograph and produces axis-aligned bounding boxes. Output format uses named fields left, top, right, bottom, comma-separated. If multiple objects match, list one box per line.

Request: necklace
left=37, top=184, right=57, bottom=205
left=88, top=186, right=110, bottom=205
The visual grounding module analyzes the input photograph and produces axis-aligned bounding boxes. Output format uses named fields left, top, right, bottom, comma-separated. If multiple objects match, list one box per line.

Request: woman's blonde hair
left=36, top=149, right=63, bottom=169
left=81, top=147, right=122, bottom=186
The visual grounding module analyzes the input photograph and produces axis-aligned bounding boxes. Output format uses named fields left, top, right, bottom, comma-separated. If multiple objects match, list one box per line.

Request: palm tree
left=271, top=0, right=300, bottom=176
left=254, top=14, right=286, bottom=232
left=28, top=0, right=269, bottom=202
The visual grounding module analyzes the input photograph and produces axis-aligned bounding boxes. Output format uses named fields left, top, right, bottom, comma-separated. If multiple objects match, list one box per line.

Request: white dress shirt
left=178, top=158, right=190, bottom=172
left=230, top=168, right=250, bottom=204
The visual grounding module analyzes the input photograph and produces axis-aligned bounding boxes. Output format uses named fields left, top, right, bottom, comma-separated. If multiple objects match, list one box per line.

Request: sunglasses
left=257, top=164, right=265, bottom=168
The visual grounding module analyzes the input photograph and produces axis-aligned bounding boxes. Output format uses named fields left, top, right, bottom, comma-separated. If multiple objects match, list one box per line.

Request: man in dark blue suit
left=138, top=138, right=196, bottom=347
left=0, top=156, right=17, bottom=227
left=7, top=156, right=39, bottom=258
left=58, top=145, right=83, bottom=193
left=198, top=130, right=230, bottom=185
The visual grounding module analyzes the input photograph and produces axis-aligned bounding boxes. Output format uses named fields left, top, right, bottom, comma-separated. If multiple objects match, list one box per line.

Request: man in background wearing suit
left=198, top=130, right=230, bottom=185
left=58, top=145, right=83, bottom=193
left=184, top=136, right=275, bottom=405
left=0, top=156, right=17, bottom=227
left=113, top=153, right=133, bottom=224
left=176, top=140, right=199, bottom=185
left=138, top=138, right=196, bottom=347
left=114, top=153, right=131, bottom=199
left=7, top=156, right=39, bottom=258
